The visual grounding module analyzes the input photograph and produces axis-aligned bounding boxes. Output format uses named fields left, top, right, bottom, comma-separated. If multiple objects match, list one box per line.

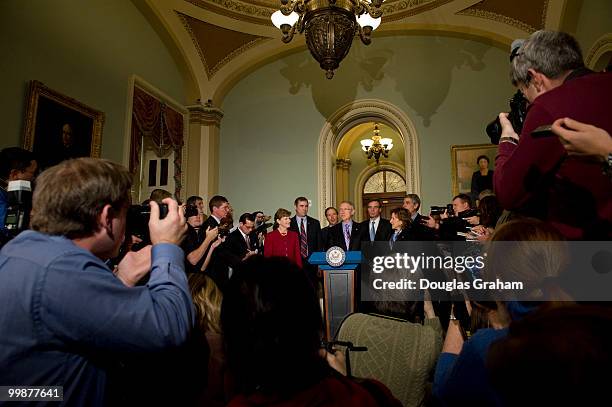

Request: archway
left=317, top=99, right=420, bottom=221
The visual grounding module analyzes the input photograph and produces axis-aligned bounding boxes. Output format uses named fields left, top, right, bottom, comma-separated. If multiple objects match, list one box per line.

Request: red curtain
left=130, top=87, right=184, bottom=198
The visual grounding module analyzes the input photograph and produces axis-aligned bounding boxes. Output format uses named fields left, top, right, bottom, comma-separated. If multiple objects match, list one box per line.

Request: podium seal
left=325, top=246, right=346, bottom=267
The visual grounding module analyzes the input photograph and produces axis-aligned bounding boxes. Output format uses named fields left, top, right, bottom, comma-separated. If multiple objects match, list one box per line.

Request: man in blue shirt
left=0, top=158, right=192, bottom=406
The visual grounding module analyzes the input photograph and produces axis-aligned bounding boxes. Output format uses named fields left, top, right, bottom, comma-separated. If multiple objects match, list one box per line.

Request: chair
left=337, top=313, right=443, bottom=407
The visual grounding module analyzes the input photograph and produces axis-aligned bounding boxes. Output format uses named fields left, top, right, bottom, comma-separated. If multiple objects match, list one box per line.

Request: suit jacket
left=388, top=228, right=411, bottom=250
left=200, top=216, right=227, bottom=288
left=263, top=229, right=303, bottom=268
left=321, top=225, right=333, bottom=250
left=290, top=215, right=322, bottom=257
left=327, top=221, right=363, bottom=251
left=218, top=229, right=253, bottom=271
left=405, top=213, right=436, bottom=241
left=361, top=218, right=393, bottom=242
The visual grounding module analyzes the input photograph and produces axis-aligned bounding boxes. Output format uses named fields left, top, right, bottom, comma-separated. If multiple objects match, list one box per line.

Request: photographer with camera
left=0, top=158, right=192, bottom=405
left=423, top=194, right=476, bottom=241
left=182, top=203, right=219, bottom=273
left=251, top=210, right=271, bottom=253
left=0, top=147, right=38, bottom=240
left=493, top=30, right=612, bottom=239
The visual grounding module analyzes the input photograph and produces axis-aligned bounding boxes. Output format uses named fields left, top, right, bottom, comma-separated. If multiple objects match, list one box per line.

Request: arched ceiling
left=139, top=0, right=572, bottom=105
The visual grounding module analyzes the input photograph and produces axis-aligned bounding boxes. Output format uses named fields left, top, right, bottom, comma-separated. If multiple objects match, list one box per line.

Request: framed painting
left=23, top=80, right=105, bottom=170
left=451, top=143, right=498, bottom=198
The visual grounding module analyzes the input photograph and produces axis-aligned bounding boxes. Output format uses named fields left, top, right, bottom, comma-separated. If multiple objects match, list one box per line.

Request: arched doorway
left=317, top=99, right=421, bottom=221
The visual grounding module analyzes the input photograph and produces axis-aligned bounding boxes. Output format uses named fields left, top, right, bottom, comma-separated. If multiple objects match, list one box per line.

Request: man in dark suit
left=201, top=195, right=230, bottom=287
left=218, top=213, right=258, bottom=272
left=361, top=198, right=392, bottom=243
left=327, top=201, right=362, bottom=251
left=403, top=193, right=435, bottom=241
left=290, top=196, right=322, bottom=261
left=320, top=206, right=338, bottom=249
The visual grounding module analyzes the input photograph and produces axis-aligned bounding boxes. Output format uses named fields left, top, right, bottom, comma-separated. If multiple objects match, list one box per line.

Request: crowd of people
left=0, top=29, right=611, bottom=406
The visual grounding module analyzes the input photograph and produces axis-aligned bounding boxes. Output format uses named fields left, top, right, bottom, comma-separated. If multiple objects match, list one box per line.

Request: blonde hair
left=188, top=274, right=223, bottom=334
left=487, top=218, right=572, bottom=301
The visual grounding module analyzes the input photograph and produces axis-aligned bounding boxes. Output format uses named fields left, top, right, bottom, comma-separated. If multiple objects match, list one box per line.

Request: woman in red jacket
left=264, top=208, right=302, bottom=268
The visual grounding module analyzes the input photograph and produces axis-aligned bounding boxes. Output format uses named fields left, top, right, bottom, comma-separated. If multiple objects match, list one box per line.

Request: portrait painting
left=23, top=81, right=104, bottom=170
left=451, top=143, right=498, bottom=198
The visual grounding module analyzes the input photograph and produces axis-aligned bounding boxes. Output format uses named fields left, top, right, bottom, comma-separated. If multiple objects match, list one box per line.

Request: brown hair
left=275, top=208, right=291, bottom=221
left=390, top=207, right=411, bottom=230
left=31, top=158, right=131, bottom=239
left=188, top=274, right=223, bottom=334
left=149, top=188, right=172, bottom=203
left=209, top=195, right=228, bottom=212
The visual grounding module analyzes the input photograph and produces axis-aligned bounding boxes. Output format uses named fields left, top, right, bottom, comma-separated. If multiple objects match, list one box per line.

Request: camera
left=126, top=203, right=169, bottom=243
left=254, top=222, right=272, bottom=234
left=184, top=204, right=199, bottom=218
left=431, top=204, right=454, bottom=216
left=457, top=209, right=479, bottom=219
left=485, top=90, right=528, bottom=144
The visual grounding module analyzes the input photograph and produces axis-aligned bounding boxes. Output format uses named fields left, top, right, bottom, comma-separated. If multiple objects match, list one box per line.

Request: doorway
left=361, top=169, right=406, bottom=220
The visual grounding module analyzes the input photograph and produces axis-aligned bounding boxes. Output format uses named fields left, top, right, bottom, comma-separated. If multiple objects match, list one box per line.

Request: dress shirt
left=295, top=215, right=307, bottom=234
left=0, top=231, right=194, bottom=406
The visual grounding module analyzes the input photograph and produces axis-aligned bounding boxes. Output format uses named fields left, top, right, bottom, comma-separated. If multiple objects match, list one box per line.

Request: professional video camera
left=430, top=204, right=454, bottom=216
left=485, top=90, right=528, bottom=144
left=3, top=180, right=32, bottom=242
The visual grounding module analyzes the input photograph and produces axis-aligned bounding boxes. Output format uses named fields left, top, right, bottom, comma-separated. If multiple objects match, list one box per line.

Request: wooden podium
left=309, top=251, right=362, bottom=340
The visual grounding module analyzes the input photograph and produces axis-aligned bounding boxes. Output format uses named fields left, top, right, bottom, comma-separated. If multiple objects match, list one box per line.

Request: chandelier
left=271, top=0, right=383, bottom=79
left=361, top=123, right=393, bottom=164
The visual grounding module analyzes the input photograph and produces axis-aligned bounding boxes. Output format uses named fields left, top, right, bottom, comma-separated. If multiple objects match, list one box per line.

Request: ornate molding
left=184, top=0, right=274, bottom=26
left=456, top=8, right=537, bottom=33
left=382, top=0, right=453, bottom=23
left=336, top=158, right=352, bottom=169
left=187, top=100, right=224, bottom=126
left=177, top=12, right=270, bottom=79
left=184, top=0, right=449, bottom=25
left=585, top=33, right=612, bottom=69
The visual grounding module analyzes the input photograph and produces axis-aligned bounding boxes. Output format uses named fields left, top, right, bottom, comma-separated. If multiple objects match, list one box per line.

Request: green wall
left=220, top=35, right=514, bottom=219
left=0, top=0, right=185, bottom=164
left=574, top=0, right=612, bottom=57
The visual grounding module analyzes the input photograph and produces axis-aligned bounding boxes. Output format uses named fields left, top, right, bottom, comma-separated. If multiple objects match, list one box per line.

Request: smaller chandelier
left=361, top=123, right=393, bottom=164
left=271, top=0, right=383, bottom=79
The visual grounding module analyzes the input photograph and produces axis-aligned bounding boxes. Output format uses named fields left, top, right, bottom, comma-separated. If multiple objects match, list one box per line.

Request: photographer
left=0, top=158, right=192, bottom=405
left=494, top=30, right=612, bottom=239
left=182, top=203, right=219, bottom=273
left=0, top=147, right=37, bottom=232
left=423, top=194, right=475, bottom=241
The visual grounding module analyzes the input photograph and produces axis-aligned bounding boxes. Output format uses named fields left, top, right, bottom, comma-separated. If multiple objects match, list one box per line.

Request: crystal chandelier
left=271, top=0, right=383, bottom=79
left=361, top=123, right=393, bottom=164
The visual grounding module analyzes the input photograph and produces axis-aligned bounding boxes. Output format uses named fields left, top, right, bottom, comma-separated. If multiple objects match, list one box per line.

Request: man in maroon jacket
left=494, top=30, right=612, bottom=240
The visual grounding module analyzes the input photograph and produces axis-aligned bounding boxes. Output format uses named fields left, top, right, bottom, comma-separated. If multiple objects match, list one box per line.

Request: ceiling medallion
left=272, top=0, right=383, bottom=79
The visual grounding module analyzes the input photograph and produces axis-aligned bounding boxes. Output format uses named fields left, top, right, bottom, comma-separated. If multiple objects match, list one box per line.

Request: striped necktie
left=344, top=223, right=351, bottom=250
left=300, top=218, right=308, bottom=258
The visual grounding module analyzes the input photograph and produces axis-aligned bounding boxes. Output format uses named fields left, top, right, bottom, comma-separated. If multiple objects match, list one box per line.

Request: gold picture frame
left=450, top=143, right=497, bottom=197
left=23, top=80, right=104, bottom=170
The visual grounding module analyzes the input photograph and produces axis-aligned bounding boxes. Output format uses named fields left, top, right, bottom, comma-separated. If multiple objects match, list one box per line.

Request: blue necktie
left=370, top=221, right=375, bottom=241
